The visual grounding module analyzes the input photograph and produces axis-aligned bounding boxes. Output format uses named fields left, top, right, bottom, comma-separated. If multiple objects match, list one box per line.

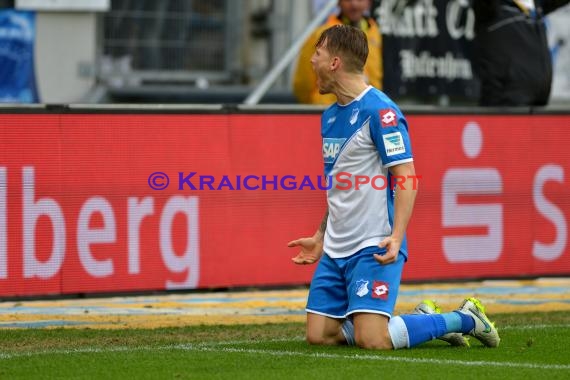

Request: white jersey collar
left=337, top=85, right=373, bottom=107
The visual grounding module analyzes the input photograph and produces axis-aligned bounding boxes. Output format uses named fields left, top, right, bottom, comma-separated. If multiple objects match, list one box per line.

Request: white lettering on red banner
left=0, top=113, right=569, bottom=297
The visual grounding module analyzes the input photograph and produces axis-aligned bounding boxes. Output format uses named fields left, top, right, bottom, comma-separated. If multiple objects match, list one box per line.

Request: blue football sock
left=439, top=311, right=463, bottom=332
left=451, top=311, right=475, bottom=333
left=390, top=309, right=476, bottom=349
left=399, top=314, right=447, bottom=347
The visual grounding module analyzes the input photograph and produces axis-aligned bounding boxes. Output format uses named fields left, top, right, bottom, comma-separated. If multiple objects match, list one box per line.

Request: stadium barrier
left=0, top=104, right=569, bottom=297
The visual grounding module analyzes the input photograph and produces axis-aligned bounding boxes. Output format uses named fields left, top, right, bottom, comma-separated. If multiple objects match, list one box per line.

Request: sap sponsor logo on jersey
left=382, top=132, right=406, bottom=156
left=380, top=109, right=398, bottom=128
left=322, top=138, right=346, bottom=164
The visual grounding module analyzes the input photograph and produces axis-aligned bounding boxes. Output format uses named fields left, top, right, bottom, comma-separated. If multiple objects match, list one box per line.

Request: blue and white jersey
left=321, top=86, right=413, bottom=259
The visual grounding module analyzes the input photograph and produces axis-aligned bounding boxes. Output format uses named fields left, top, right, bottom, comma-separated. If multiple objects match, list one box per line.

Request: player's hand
left=373, top=236, right=401, bottom=265
left=288, top=237, right=323, bottom=265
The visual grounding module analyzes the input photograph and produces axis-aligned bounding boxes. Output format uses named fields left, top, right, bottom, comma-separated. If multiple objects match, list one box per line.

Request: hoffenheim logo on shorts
left=355, top=279, right=369, bottom=297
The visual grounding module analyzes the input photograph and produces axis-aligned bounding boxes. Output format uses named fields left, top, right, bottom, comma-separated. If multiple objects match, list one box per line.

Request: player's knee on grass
left=354, top=328, right=393, bottom=350
left=306, top=329, right=345, bottom=346
left=353, top=314, right=393, bottom=350
left=306, top=328, right=325, bottom=345
left=306, top=314, right=346, bottom=345
left=306, top=322, right=346, bottom=346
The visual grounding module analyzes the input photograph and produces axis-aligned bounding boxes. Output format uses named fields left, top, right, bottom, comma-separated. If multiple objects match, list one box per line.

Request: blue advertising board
left=0, top=10, right=38, bottom=103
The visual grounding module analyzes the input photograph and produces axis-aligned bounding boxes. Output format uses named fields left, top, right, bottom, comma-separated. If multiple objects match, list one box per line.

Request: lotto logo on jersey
left=322, top=138, right=346, bottom=164
left=380, top=109, right=398, bottom=128
left=383, top=132, right=406, bottom=156
left=371, top=281, right=389, bottom=300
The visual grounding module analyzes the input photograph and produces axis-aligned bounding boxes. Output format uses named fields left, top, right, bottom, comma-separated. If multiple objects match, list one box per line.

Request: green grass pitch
left=1, top=311, right=569, bottom=379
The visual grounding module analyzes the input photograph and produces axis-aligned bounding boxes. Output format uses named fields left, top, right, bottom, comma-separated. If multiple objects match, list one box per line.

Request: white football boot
left=455, top=297, right=500, bottom=348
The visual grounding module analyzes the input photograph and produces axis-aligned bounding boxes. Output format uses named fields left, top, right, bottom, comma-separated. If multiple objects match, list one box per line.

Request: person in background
left=473, top=0, right=570, bottom=106
left=293, top=0, right=382, bottom=105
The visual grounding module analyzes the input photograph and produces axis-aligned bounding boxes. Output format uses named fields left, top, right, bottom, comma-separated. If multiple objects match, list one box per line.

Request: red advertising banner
left=408, top=115, right=570, bottom=280
left=0, top=113, right=569, bottom=297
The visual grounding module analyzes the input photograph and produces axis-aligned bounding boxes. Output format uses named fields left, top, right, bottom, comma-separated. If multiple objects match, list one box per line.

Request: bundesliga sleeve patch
left=383, top=132, right=406, bottom=156
left=379, top=109, right=398, bottom=128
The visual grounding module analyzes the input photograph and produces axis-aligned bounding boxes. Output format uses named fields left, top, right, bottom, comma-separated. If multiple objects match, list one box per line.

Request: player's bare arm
left=374, top=162, right=417, bottom=265
left=289, top=209, right=328, bottom=265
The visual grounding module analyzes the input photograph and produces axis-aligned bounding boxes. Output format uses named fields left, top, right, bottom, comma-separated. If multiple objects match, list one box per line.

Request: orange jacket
left=292, top=15, right=383, bottom=105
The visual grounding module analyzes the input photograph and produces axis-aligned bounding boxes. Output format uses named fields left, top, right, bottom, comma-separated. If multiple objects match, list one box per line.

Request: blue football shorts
left=306, top=246, right=405, bottom=319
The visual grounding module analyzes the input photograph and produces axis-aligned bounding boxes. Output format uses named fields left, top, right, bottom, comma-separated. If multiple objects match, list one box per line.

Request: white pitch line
left=501, top=324, right=570, bottom=330
left=195, top=336, right=305, bottom=346
left=189, top=346, right=570, bottom=371
left=1, top=340, right=569, bottom=371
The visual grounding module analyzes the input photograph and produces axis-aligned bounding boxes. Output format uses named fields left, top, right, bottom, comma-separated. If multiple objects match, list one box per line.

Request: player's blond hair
left=315, top=24, right=368, bottom=74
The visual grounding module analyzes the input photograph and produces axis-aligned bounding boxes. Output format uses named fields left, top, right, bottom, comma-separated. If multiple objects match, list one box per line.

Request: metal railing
left=101, top=0, right=239, bottom=84
left=244, top=0, right=337, bottom=104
